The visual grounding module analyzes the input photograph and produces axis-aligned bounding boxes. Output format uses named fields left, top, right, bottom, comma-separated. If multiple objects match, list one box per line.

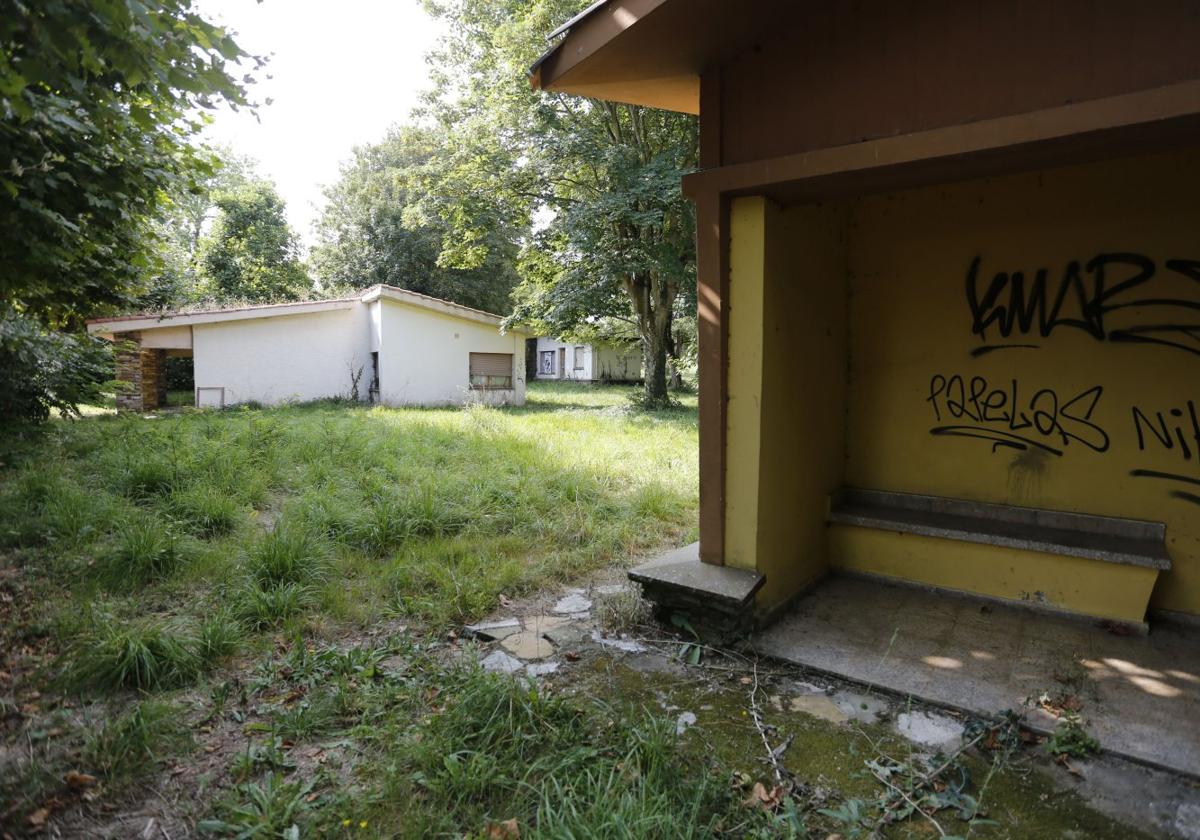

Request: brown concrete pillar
left=695, top=191, right=730, bottom=566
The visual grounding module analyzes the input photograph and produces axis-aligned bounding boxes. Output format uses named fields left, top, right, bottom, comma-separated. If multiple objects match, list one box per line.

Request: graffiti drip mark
left=969, top=343, right=1040, bottom=358
left=1109, top=324, right=1200, bottom=358
left=1129, top=469, right=1200, bottom=488
left=929, top=426, right=1064, bottom=456
left=1170, top=490, right=1200, bottom=507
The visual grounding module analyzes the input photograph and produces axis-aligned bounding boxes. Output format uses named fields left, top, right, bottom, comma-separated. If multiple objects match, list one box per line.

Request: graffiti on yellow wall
left=966, top=253, right=1200, bottom=358
left=924, top=253, right=1200, bottom=507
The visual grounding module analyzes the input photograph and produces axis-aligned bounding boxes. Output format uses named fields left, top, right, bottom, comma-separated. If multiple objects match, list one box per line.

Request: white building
left=533, top=337, right=642, bottom=383
left=87, top=285, right=527, bottom=411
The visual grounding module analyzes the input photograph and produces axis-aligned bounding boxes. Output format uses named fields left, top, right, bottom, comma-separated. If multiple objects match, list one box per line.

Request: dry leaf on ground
left=485, top=817, right=520, bottom=838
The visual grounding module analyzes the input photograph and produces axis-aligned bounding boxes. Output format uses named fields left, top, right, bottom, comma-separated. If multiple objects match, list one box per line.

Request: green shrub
left=0, top=308, right=113, bottom=424
left=68, top=615, right=202, bottom=691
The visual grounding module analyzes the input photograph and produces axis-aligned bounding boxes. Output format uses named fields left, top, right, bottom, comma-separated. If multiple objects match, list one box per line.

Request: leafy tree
left=0, top=0, right=261, bottom=328
left=419, top=0, right=698, bottom=406
left=0, top=308, right=112, bottom=424
left=0, top=0, right=258, bottom=422
left=197, top=180, right=311, bottom=303
left=312, top=125, right=519, bottom=314
left=136, top=148, right=255, bottom=311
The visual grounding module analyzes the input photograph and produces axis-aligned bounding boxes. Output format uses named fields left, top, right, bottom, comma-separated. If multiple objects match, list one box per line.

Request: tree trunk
left=622, top=268, right=677, bottom=408
left=642, top=329, right=670, bottom=407
left=664, top=314, right=684, bottom=390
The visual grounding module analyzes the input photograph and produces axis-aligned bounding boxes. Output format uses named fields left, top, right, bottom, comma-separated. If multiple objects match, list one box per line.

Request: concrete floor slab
left=753, top=576, right=1200, bottom=777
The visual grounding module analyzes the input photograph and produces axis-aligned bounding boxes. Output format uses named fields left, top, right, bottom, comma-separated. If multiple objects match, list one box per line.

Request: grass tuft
left=245, top=522, right=328, bottom=590
left=234, top=581, right=316, bottom=630
left=83, top=700, right=193, bottom=787
left=67, top=614, right=202, bottom=691
left=369, top=662, right=746, bottom=838
left=196, top=609, right=244, bottom=663
left=103, top=515, right=190, bottom=586
left=171, top=484, right=243, bottom=538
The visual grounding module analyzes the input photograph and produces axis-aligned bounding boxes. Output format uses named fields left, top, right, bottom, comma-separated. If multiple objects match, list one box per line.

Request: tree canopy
left=0, top=0, right=260, bottom=423
left=417, top=0, right=699, bottom=405
left=198, top=179, right=311, bottom=304
left=312, top=125, right=519, bottom=314
left=0, top=0, right=262, bottom=328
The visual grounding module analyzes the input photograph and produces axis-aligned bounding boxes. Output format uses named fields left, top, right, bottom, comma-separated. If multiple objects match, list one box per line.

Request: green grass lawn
left=0, top=383, right=1133, bottom=839
left=1, top=382, right=766, bottom=837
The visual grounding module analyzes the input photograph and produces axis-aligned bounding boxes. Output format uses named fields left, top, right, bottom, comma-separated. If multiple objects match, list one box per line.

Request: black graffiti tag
left=966, top=254, right=1200, bottom=357
left=1128, top=398, right=1200, bottom=506
left=926, top=374, right=1109, bottom=456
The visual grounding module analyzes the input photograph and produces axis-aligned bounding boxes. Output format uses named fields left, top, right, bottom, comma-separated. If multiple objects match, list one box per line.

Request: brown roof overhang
left=530, top=0, right=796, bottom=114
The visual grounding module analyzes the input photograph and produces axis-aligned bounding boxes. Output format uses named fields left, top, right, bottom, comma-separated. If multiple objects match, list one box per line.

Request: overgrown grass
left=0, top=383, right=700, bottom=834
left=370, top=663, right=750, bottom=838
left=1, top=382, right=696, bottom=636
left=83, top=700, right=193, bottom=788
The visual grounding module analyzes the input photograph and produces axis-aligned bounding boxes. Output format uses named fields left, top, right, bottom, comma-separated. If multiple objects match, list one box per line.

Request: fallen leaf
left=499, top=594, right=514, bottom=608
left=485, top=817, right=520, bottom=838
left=64, top=771, right=96, bottom=789
left=743, top=782, right=784, bottom=811
left=565, top=651, right=581, bottom=662
left=26, top=808, right=49, bottom=827
left=739, top=676, right=753, bottom=686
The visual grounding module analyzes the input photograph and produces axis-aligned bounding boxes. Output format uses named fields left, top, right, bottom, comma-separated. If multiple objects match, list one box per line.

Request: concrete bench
left=828, top=488, right=1171, bottom=571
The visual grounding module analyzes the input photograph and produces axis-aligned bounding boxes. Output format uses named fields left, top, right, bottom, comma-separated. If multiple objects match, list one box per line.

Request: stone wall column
left=113, top=334, right=166, bottom=412
left=141, top=348, right=166, bottom=410
left=114, top=332, right=145, bottom=412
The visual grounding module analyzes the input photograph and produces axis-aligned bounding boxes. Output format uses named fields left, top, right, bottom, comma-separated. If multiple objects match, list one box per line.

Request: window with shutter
left=469, top=352, right=514, bottom=390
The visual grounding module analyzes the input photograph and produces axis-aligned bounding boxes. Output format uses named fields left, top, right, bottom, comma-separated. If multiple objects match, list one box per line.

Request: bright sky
left=195, top=0, right=446, bottom=248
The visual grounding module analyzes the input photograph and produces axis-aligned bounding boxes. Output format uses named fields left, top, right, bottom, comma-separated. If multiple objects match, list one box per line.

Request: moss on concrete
left=572, top=654, right=1152, bottom=839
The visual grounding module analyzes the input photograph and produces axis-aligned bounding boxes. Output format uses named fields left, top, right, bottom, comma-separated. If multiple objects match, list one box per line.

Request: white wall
left=378, top=299, right=525, bottom=406
left=534, top=337, right=589, bottom=380
left=533, top=338, right=640, bottom=382
left=192, top=306, right=370, bottom=406
left=592, top=345, right=642, bottom=381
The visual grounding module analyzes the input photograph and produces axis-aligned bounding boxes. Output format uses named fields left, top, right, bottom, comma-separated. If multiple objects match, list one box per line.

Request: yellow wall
left=725, top=198, right=767, bottom=573
left=842, top=149, right=1200, bottom=617
left=724, top=150, right=1200, bottom=620
left=726, top=197, right=850, bottom=608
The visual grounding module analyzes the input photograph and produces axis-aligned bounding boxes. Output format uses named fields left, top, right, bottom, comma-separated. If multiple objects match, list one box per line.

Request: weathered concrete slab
left=629, top=542, right=764, bottom=608
left=501, top=631, right=554, bottom=660
left=829, top=488, right=1171, bottom=570
left=754, top=575, right=1200, bottom=778
left=465, top=618, right=522, bottom=641
left=552, top=593, right=593, bottom=614
left=481, top=650, right=524, bottom=675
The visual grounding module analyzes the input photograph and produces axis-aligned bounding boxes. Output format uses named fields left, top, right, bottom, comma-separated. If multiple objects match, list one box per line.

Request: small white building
left=533, top=337, right=641, bottom=383
left=87, top=285, right=527, bottom=411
